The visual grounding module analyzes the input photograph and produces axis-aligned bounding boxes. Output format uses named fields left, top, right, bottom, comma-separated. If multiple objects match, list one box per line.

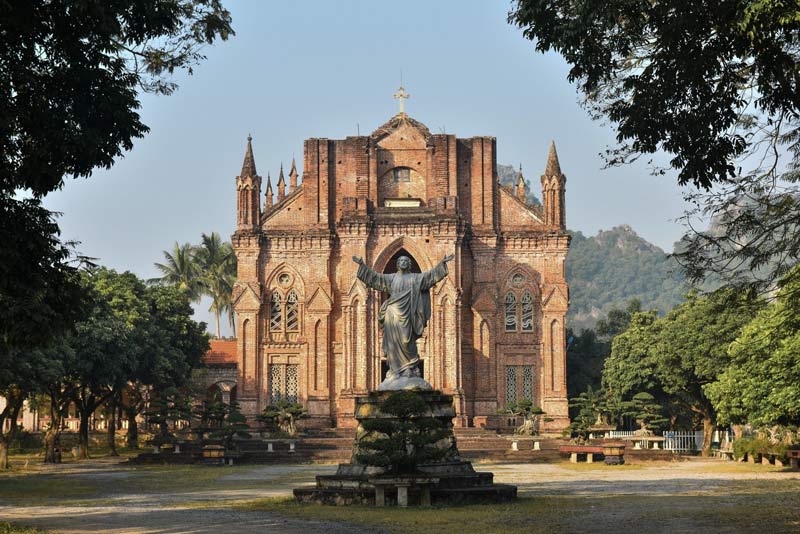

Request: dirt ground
left=0, top=458, right=798, bottom=533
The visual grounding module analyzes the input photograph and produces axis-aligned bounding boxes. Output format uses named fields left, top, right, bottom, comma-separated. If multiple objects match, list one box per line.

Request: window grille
left=286, top=365, right=298, bottom=403
left=522, top=365, right=533, bottom=400
left=504, top=292, right=517, bottom=332
left=286, top=290, right=299, bottom=331
left=521, top=291, right=534, bottom=332
left=269, top=364, right=282, bottom=405
left=270, top=291, right=282, bottom=331
left=506, top=366, right=517, bottom=404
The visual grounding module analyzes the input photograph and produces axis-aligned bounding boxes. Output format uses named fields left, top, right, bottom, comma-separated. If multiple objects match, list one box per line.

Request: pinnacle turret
left=544, top=140, right=562, bottom=177
left=265, top=173, right=273, bottom=208
left=241, top=134, right=257, bottom=177
left=289, top=158, right=298, bottom=193
left=277, top=163, right=286, bottom=202
left=516, top=164, right=526, bottom=202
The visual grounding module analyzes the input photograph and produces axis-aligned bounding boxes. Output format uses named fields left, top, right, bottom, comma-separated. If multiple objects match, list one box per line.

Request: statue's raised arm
left=354, top=256, right=391, bottom=293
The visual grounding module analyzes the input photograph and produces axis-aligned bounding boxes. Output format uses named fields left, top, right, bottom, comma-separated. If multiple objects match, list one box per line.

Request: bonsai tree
left=145, top=388, right=193, bottom=441
left=624, top=392, right=669, bottom=435
left=209, top=401, right=251, bottom=450
left=258, top=400, right=308, bottom=436
left=502, top=399, right=547, bottom=435
left=192, top=397, right=228, bottom=440
left=355, top=391, right=450, bottom=474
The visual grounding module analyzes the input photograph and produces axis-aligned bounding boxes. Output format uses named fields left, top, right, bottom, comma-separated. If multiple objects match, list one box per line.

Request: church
left=231, top=91, right=570, bottom=431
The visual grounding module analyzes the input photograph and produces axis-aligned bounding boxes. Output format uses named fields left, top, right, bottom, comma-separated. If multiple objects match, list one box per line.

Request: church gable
left=262, top=188, right=305, bottom=229
left=307, top=287, right=333, bottom=312
left=232, top=282, right=261, bottom=311
left=542, top=285, right=568, bottom=311
left=498, top=186, right=544, bottom=228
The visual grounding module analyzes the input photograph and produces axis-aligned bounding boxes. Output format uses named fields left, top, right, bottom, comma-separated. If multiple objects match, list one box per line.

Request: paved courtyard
left=1, top=458, right=798, bottom=533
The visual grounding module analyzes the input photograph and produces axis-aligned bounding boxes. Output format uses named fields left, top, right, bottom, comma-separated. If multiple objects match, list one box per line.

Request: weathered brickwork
left=231, top=112, right=570, bottom=431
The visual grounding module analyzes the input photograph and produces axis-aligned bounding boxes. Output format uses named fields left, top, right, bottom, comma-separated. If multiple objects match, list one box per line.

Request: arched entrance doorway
left=378, top=248, right=425, bottom=383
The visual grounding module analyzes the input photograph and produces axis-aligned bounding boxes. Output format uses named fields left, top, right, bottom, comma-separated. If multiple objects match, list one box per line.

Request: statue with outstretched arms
left=352, top=253, right=455, bottom=391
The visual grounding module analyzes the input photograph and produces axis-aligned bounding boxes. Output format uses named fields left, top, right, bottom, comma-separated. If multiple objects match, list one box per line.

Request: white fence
left=605, top=430, right=732, bottom=452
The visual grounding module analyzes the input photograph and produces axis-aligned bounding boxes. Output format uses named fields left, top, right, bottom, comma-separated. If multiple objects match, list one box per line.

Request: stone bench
left=262, top=439, right=297, bottom=453
left=559, top=445, right=604, bottom=463
left=620, top=436, right=666, bottom=450
left=368, top=476, right=440, bottom=507
left=714, top=448, right=735, bottom=461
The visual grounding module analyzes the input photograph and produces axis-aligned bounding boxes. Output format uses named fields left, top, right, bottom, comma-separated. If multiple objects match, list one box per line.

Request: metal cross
left=393, top=86, right=410, bottom=114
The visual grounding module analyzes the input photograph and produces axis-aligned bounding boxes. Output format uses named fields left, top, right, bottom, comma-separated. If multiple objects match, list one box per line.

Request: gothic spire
left=289, top=157, right=298, bottom=193
left=241, top=134, right=257, bottom=177
left=277, top=163, right=286, bottom=202
left=545, top=140, right=562, bottom=177
left=265, top=173, right=273, bottom=208
left=516, top=164, right=526, bottom=201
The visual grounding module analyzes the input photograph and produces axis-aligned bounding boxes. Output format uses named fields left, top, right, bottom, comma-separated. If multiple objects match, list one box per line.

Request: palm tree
left=195, top=232, right=237, bottom=338
left=152, top=242, right=203, bottom=302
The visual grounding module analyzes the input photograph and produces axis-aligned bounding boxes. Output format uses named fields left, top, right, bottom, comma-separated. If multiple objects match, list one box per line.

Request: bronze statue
left=352, top=253, right=454, bottom=390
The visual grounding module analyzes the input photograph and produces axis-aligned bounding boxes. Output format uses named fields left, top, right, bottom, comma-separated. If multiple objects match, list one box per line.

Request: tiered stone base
left=293, top=391, right=517, bottom=506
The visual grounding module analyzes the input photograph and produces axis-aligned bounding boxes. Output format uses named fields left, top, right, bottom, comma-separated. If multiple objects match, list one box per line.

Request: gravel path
left=1, top=458, right=798, bottom=533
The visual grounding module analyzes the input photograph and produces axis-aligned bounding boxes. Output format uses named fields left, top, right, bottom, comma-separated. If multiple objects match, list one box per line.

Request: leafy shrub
left=355, top=391, right=449, bottom=474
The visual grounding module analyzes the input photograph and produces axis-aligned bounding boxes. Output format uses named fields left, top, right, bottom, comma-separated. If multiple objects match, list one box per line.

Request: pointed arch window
left=504, top=292, right=518, bottom=332
left=521, top=291, right=534, bottom=332
left=286, top=290, right=299, bottom=332
left=270, top=291, right=283, bottom=331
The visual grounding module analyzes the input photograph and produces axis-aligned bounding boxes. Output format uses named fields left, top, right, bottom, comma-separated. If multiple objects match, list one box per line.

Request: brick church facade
left=231, top=110, right=570, bottom=431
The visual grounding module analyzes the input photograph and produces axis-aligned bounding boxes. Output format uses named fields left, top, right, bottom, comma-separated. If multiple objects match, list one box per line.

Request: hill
left=565, top=225, right=688, bottom=331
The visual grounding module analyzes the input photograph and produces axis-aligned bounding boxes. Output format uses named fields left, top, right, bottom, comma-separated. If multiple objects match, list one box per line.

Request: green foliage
left=509, top=0, right=800, bottom=189
left=566, top=228, right=687, bottom=332
left=623, top=393, right=669, bottom=434
left=567, top=299, right=643, bottom=397
left=706, top=266, right=800, bottom=427
left=146, top=388, right=193, bottom=439
left=258, top=401, right=308, bottom=436
left=355, top=391, right=449, bottom=474
left=0, top=3, right=232, bottom=386
left=209, top=401, right=251, bottom=450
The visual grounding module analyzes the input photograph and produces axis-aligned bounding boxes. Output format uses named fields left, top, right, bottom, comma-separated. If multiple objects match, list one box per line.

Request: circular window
left=512, top=273, right=526, bottom=286
left=278, top=273, right=292, bottom=287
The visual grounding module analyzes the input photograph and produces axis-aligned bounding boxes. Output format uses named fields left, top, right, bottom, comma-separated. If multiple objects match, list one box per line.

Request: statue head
left=396, top=255, right=412, bottom=272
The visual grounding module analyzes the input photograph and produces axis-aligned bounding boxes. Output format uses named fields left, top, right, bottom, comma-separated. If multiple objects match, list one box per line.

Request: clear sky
left=43, top=0, right=690, bottom=335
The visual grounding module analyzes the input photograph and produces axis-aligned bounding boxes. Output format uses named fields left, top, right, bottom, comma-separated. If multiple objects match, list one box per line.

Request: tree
left=258, top=401, right=308, bottom=436
left=70, top=269, right=149, bottom=458
left=152, top=243, right=204, bottom=302
left=194, top=232, right=237, bottom=338
left=1, top=2, right=233, bottom=371
left=509, top=1, right=800, bottom=294
left=623, top=393, right=669, bottom=435
left=706, top=266, right=800, bottom=427
left=654, top=290, right=760, bottom=454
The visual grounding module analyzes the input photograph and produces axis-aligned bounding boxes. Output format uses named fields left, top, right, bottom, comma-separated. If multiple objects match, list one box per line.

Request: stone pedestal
left=294, top=391, right=517, bottom=506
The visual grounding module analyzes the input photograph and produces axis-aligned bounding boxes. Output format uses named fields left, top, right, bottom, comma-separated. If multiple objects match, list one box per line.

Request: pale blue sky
left=43, top=1, right=689, bottom=334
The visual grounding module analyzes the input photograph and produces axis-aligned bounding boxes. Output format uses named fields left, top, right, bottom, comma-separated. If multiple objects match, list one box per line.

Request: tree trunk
left=160, top=406, right=170, bottom=438
left=78, top=412, right=91, bottom=459
left=44, top=426, right=62, bottom=464
left=106, top=398, right=118, bottom=456
left=215, top=307, right=221, bottom=339
left=702, top=415, right=716, bottom=457
left=0, top=439, right=8, bottom=470
left=44, top=395, right=63, bottom=464
left=126, top=407, right=139, bottom=449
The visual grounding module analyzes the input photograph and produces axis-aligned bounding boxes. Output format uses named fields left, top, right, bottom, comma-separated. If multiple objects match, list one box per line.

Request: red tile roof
left=203, top=339, right=237, bottom=366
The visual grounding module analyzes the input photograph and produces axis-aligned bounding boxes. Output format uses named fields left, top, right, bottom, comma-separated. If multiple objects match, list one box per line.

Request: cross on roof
left=393, top=86, right=410, bottom=114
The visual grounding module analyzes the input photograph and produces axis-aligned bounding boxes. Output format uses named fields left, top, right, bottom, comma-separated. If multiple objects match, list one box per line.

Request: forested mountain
left=565, top=225, right=688, bottom=331
left=497, top=164, right=542, bottom=206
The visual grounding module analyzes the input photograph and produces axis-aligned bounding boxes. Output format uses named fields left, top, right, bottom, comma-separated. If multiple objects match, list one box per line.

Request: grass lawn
left=0, top=522, right=48, bottom=534
left=238, top=482, right=800, bottom=534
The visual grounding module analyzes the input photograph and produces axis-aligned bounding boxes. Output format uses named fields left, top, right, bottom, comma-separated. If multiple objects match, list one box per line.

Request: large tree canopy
left=1, top=0, right=233, bottom=196
left=0, top=0, right=232, bottom=361
left=509, top=0, right=800, bottom=189
left=509, top=1, right=800, bottom=293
